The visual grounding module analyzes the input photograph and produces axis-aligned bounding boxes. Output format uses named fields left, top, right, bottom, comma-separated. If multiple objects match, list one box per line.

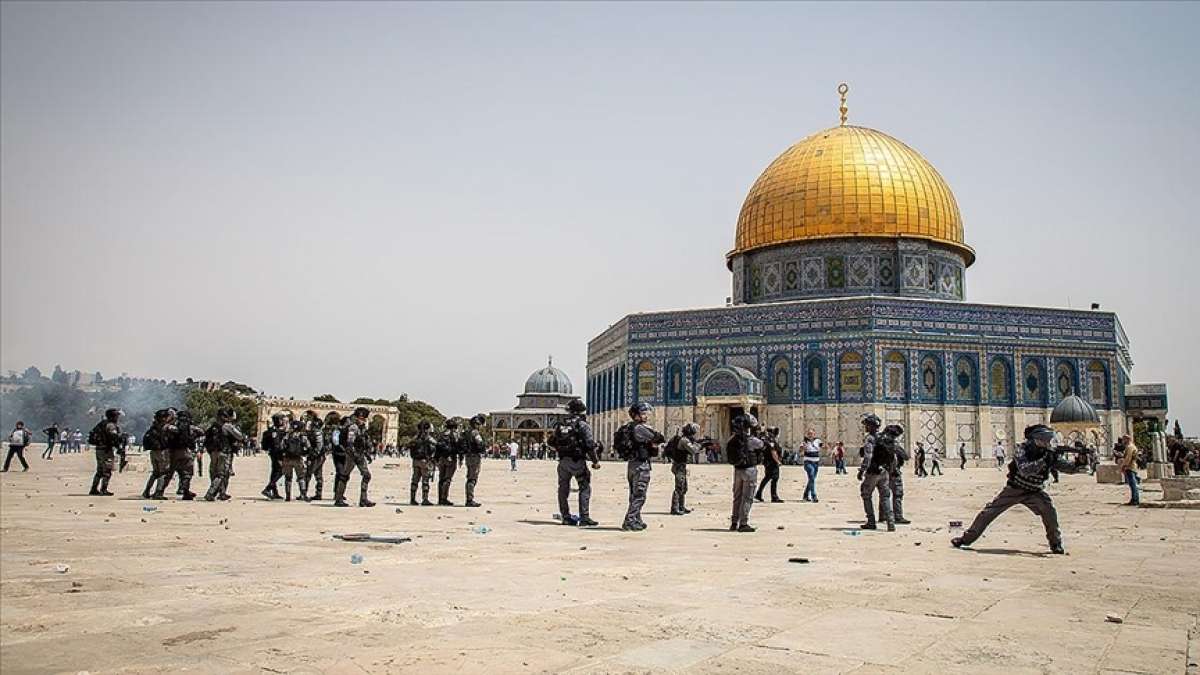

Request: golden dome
left=731, top=124, right=973, bottom=266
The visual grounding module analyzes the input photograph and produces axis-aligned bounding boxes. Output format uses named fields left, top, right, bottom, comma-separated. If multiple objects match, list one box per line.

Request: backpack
left=9, top=429, right=25, bottom=445
left=88, top=422, right=108, bottom=447
left=142, top=426, right=164, bottom=452
left=613, top=423, right=635, bottom=460
left=204, top=423, right=225, bottom=453
left=549, top=420, right=576, bottom=451
left=665, top=434, right=682, bottom=462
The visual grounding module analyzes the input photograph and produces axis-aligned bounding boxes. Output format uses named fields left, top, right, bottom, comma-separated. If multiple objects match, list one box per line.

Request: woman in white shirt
left=802, top=430, right=822, bottom=502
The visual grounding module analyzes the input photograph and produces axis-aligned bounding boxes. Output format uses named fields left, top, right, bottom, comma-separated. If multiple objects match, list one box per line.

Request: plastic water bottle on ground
left=142, top=506, right=157, bottom=513
left=472, top=525, right=491, bottom=535
left=350, top=553, right=363, bottom=564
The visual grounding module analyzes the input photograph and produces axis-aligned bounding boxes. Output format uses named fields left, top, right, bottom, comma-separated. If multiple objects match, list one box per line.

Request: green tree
left=393, top=398, right=445, bottom=445
left=184, top=389, right=258, bottom=438
left=313, top=394, right=340, bottom=403
left=21, top=366, right=43, bottom=381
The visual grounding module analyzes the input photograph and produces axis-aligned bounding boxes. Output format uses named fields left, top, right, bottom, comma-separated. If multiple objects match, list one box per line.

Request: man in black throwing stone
left=952, top=424, right=1078, bottom=554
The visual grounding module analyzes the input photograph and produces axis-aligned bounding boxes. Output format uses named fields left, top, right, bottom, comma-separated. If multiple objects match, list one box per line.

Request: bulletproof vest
left=143, top=424, right=167, bottom=452
left=435, top=430, right=460, bottom=458
left=553, top=417, right=587, bottom=460
left=284, top=433, right=307, bottom=458
left=627, top=423, right=662, bottom=462
left=265, top=427, right=287, bottom=455
left=867, top=435, right=896, bottom=474
left=726, top=433, right=757, bottom=468
left=462, top=429, right=485, bottom=455
left=344, top=421, right=369, bottom=452
left=205, top=423, right=229, bottom=453
left=410, top=432, right=436, bottom=460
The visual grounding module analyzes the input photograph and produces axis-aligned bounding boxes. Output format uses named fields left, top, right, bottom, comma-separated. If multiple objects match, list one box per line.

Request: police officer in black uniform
left=88, top=408, right=123, bottom=496
left=141, top=408, right=174, bottom=499
left=461, top=414, right=487, bottom=507
left=334, top=407, right=375, bottom=508
left=204, top=407, right=246, bottom=501
left=553, top=399, right=600, bottom=527
left=159, top=409, right=204, bottom=500
left=302, top=411, right=326, bottom=501
left=409, top=420, right=437, bottom=506
left=435, top=418, right=462, bottom=506
left=953, top=424, right=1078, bottom=554
left=726, top=414, right=762, bottom=532
left=668, top=422, right=701, bottom=515
left=754, top=425, right=784, bottom=503
left=857, top=414, right=896, bottom=532
left=615, top=402, right=665, bottom=532
left=260, top=413, right=288, bottom=500
left=878, top=424, right=911, bottom=525
left=324, top=411, right=344, bottom=493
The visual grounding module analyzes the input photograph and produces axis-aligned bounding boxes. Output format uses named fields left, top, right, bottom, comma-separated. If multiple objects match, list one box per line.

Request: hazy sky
left=2, top=2, right=1197, bottom=426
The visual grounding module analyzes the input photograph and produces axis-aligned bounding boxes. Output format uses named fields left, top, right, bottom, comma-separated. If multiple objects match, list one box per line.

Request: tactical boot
left=439, top=500, right=455, bottom=506
left=218, top=493, right=231, bottom=501
left=886, top=522, right=896, bottom=532
left=577, top=517, right=598, bottom=527
left=312, top=489, right=322, bottom=501
left=204, top=494, right=216, bottom=502
left=1049, top=542, right=1066, bottom=554
left=951, top=537, right=965, bottom=548
left=861, top=521, right=877, bottom=530
left=772, top=497, right=785, bottom=503
left=729, top=522, right=738, bottom=532
left=465, top=500, right=481, bottom=508
left=181, top=492, right=196, bottom=501
left=737, top=524, right=756, bottom=533
left=359, top=498, right=376, bottom=508
left=151, top=492, right=167, bottom=500
left=99, top=478, right=113, bottom=496
left=421, top=499, right=433, bottom=506
left=894, top=517, right=912, bottom=525
left=261, top=487, right=275, bottom=500
left=333, top=499, right=350, bottom=507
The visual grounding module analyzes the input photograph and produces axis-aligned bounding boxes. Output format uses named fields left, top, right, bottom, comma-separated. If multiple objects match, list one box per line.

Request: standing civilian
left=1117, top=434, right=1141, bottom=506
left=3, top=421, right=33, bottom=472
left=42, top=423, right=60, bottom=460
left=833, top=441, right=847, bottom=474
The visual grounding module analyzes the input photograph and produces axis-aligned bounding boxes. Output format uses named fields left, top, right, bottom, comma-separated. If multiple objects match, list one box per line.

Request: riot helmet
left=628, top=402, right=652, bottom=421
left=566, top=399, right=587, bottom=415
left=444, top=418, right=460, bottom=429
left=682, top=422, right=700, bottom=437
left=861, top=413, right=882, bottom=432
left=1024, top=424, right=1056, bottom=446
left=353, top=407, right=370, bottom=420
left=882, top=424, right=904, bottom=438
left=104, top=408, right=123, bottom=422
left=469, top=413, right=486, bottom=427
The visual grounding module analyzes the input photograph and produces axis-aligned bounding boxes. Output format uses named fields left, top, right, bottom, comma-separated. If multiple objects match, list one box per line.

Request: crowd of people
left=3, top=399, right=1186, bottom=553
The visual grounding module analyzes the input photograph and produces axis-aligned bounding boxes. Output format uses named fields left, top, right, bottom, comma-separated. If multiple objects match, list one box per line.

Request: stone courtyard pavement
left=2, top=450, right=1197, bottom=674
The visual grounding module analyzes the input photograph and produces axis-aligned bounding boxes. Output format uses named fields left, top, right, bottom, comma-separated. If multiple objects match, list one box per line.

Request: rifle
left=117, top=435, right=129, bottom=472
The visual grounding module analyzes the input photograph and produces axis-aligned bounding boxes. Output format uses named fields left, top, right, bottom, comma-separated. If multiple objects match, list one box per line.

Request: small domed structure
left=1051, top=395, right=1101, bottom=425
left=524, top=358, right=573, bottom=395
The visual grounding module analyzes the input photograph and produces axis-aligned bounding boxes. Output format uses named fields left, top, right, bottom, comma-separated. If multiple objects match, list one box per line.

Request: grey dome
left=525, top=361, right=573, bottom=395
left=1050, top=394, right=1100, bottom=425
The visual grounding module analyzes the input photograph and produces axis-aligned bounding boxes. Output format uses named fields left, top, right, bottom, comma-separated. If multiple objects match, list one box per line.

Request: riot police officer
left=435, top=418, right=462, bottom=506
left=857, top=414, right=896, bottom=532
left=334, top=407, right=374, bottom=508
left=260, top=413, right=288, bottom=500
left=302, top=411, right=326, bottom=500
left=461, top=414, right=487, bottom=507
left=282, top=419, right=310, bottom=501
left=160, top=409, right=204, bottom=500
left=878, top=424, right=911, bottom=525
left=204, top=407, right=246, bottom=501
left=614, top=402, right=664, bottom=531
left=88, top=408, right=123, bottom=496
left=669, top=422, right=701, bottom=515
left=409, top=420, right=437, bottom=506
left=953, top=424, right=1078, bottom=554
left=552, top=399, right=600, bottom=527
left=726, top=414, right=762, bottom=532
left=324, top=411, right=344, bottom=496
left=141, top=408, right=175, bottom=500
left=754, top=425, right=784, bottom=503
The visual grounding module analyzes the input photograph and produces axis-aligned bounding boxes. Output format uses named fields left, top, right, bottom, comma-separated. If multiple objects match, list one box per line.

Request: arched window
left=1087, top=360, right=1108, bottom=406
left=768, top=356, right=792, bottom=403
left=989, top=357, right=1012, bottom=405
left=883, top=351, right=907, bottom=400
left=805, top=355, right=826, bottom=399
left=636, top=360, right=656, bottom=401
left=1024, top=359, right=1046, bottom=406
left=1055, top=360, right=1076, bottom=398
left=666, top=361, right=685, bottom=404
left=919, top=355, right=943, bottom=402
left=694, top=358, right=716, bottom=400
left=839, top=351, right=863, bottom=399
left=955, top=356, right=977, bottom=402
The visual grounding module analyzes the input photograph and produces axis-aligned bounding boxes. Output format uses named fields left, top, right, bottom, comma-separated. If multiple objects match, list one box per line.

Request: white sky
left=2, top=2, right=1197, bottom=428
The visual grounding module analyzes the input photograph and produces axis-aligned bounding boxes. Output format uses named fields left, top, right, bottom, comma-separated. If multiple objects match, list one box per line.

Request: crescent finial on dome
left=838, top=82, right=849, bottom=126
